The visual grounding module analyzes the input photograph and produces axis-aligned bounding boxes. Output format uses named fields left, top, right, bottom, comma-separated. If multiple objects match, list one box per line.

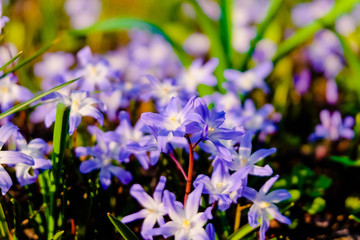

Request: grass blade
left=189, top=0, right=228, bottom=93
left=330, top=156, right=360, bottom=167
left=0, top=39, right=59, bottom=79
left=0, top=51, right=23, bottom=72
left=70, top=18, right=192, bottom=67
left=47, top=103, right=70, bottom=240
left=107, top=213, right=139, bottom=240
left=0, top=77, right=80, bottom=120
left=220, top=0, right=233, bottom=65
left=0, top=202, right=10, bottom=240
left=273, top=0, right=358, bottom=62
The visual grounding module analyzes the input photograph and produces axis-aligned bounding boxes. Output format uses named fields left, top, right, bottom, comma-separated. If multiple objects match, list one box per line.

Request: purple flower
left=194, top=162, right=250, bottom=210
left=243, top=175, right=291, bottom=240
left=293, top=69, right=311, bottom=95
left=183, top=33, right=210, bottom=57
left=64, top=0, right=101, bottom=29
left=192, top=97, right=244, bottom=162
left=291, top=0, right=334, bottom=27
left=122, top=176, right=167, bottom=239
left=309, top=110, right=354, bottom=141
left=141, top=96, right=200, bottom=152
left=325, top=79, right=338, bottom=105
left=229, top=131, right=274, bottom=177
left=77, top=139, right=132, bottom=189
left=0, top=0, right=8, bottom=34
left=223, top=61, right=273, bottom=95
left=0, top=74, right=33, bottom=112
left=44, top=91, right=106, bottom=135
left=0, top=123, right=34, bottom=195
left=178, top=58, right=218, bottom=94
left=75, top=46, right=114, bottom=91
left=147, top=184, right=212, bottom=239
left=116, top=111, right=158, bottom=169
left=14, top=132, right=52, bottom=186
left=34, top=52, right=75, bottom=79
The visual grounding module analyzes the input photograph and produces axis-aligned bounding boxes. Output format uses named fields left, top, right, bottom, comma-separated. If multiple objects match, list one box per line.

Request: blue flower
left=0, top=123, right=34, bottom=195
left=243, top=175, right=291, bottom=240
left=223, top=61, right=272, bottom=95
left=77, top=133, right=132, bottom=189
left=229, top=131, right=274, bottom=177
left=194, top=162, right=250, bottom=210
left=309, top=109, right=354, bottom=141
left=44, top=91, right=106, bottom=135
left=122, top=176, right=168, bottom=239
left=147, top=184, right=212, bottom=240
left=14, top=132, right=52, bottom=186
left=141, top=96, right=200, bottom=153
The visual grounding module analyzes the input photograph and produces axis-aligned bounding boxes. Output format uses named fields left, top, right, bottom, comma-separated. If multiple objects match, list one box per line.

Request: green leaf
left=330, top=156, right=360, bottom=167
left=52, top=231, right=64, bottom=240
left=70, top=18, right=191, bottom=67
left=48, top=103, right=70, bottom=240
left=0, top=77, right=80, bottom=120
left=0, top=51, right=23, bottom=72
left=349, top=214, right=360, bottom=223
left=306, top=197, right=326, bottom=215
left=273, top=0, right=358, bottom=62
left=220, top=0, right=233, bottom=64
left=0, top=39, right=59, bottom=79
left=188, top=0, right=228, bottom=93
left=107, top=213, right=139, bottom=240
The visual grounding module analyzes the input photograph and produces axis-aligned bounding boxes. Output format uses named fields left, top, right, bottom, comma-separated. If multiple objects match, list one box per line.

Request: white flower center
left=1, top=86, right=8, bottom=93
left=182, top=219, right=191, bottom=229
left=259, top=201, right=270, bottom=209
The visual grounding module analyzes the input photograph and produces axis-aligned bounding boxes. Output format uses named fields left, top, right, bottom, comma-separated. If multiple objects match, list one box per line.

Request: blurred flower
left=243, top=175, right=291, bottom=240
left=0, top=0, right=8, bottom=34
left=147, top=184, right=212, bottom=239
left=178, top=58, right=218, bottom=94
left=293, top=69, right=311, bottom=96
left=122, top=176, right=168, bottom=239
left=64, top=0, right=101, bottom=29
left=75, top=46, right=114, bottom=92
left=0, top=43, right=17, bottom=65
left=307, top=30, right=344, bottom=78
left=14, top=132, right=51, bottom=186
left=0, top=73, right=33, bottom=112
left=44, top=91, right=106, bottom=135
left=183, top=33, right=210, bottom=57
left=197, top=0, right=221, bottom=20
left=253, top=39, right=277, bottom=63
left=291, top=0, right=334, bottom=27
left=224, top=61, right=273, bottom=95
left=309, top=109, right=354, bottom=141
left=325, top=79, right=338, bottom=105
left=0, top=123, right=34, bottom=195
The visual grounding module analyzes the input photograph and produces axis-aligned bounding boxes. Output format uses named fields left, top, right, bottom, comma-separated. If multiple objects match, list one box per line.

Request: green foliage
left=345, top=196, right=360, bottom=214
left=107, top=213, right=140, bottom=240
left=306, top=197, right=326, bottom=215
left=0, top=77, right=80, bottom=120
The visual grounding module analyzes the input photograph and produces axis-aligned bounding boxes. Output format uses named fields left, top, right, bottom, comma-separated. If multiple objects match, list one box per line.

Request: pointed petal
left=0, top=151, right=34, bottom=165
left=153, top=176, right=167, bottom=203
left=259, top=175, right=279, bottom=195
left=185, top=184, right=204, bottom=219
left=0, top=122, right=18, bottom=149
left=121, top=209, right=149, bottom=223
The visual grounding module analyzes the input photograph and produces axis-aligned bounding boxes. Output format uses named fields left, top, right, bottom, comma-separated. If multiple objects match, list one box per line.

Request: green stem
left=0, top=201, right=10, bottom=240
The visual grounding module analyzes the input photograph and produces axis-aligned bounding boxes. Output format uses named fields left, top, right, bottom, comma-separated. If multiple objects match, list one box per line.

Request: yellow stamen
left=259, top=201, right=270, bottom=208
left=182, top=219, right=191, bottom=228
left=1, top=86, right=8, bottom=93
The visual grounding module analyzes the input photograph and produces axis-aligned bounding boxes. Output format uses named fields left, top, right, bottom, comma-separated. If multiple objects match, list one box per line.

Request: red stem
left=184, top=135, right=194, bottom=205
left=168, top=153, right=188, bottom=181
